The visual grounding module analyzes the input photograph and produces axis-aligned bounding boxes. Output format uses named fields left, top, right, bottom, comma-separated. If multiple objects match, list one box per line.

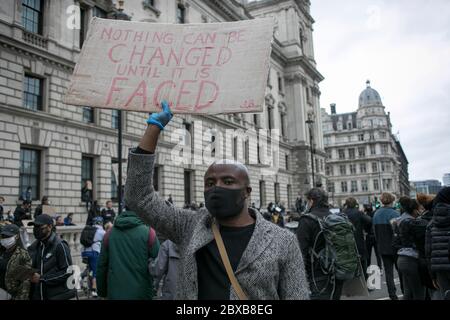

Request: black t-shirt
left=196, top=223, right=255, bottom=300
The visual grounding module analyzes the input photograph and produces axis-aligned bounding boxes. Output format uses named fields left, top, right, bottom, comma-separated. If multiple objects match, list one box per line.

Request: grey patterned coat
left=125, top=151, right=310, bottom=300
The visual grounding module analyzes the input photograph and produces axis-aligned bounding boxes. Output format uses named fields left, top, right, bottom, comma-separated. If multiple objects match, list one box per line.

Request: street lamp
left=305, top=114, right=315, bottom=188
left=110, top=0, right=130, bottom=215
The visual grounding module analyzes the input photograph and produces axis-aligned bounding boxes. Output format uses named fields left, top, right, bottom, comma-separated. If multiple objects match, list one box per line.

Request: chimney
left=330, top=103, right=336, bottom=115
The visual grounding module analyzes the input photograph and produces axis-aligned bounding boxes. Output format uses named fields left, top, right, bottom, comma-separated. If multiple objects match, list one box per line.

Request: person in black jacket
left=13, top=200, right=32, bottom=227
left=28, top=214, right=76, bottom=300
left=297, top=188, right=343, bottom=300
left=426, top=187, right=450, bottom=299
left=33, top=196, right=49, bottom=219
left=343, top=198, right=371, bottom=279
left=395, top=197, right=427, bottom=300
left=364, top=204, right=383, bottom=272
left=86, top=200, right=101, bottom=226
left=101, top=200, right=116, bottom=225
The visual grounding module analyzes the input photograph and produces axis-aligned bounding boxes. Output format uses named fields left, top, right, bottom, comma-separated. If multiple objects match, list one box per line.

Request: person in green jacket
left=96, top=210, right=159, bottom=300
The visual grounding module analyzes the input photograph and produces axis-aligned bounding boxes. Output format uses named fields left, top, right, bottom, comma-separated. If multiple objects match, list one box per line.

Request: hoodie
left=96, top=211, right=160, bottom=299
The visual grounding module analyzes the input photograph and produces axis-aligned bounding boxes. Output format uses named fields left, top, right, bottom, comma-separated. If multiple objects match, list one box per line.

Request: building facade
left=443, top=173, right=450, bottom=187
left=0, top=0, right=325, bottom=222
left=321, top=81, right=409, bottom=206
left=411, top=180, right=443, bottom=195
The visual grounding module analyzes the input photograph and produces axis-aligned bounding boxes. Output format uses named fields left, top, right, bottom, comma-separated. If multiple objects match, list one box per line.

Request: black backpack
left=80, top=225, right=97, bottom=247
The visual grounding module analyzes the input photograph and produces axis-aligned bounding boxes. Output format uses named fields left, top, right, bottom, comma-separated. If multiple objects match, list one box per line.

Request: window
left=348, top=122, right=352, bottom=130
left=176, top=3, right=185, bottom=23
left=280, top=113, right=287, bottom=137
left=372, top=162, right=378, bottom=173
left=373, top=179, right=379, bottom=191
left=358, top=134, right=364, bottom=141
left=111, top=110, right=120, bottom=129
left=201, top=15, right=208, bottom=23
left=259, top=181, right=266, bottom=207
left=338, top=149, right=345, bottom=160
left=360, top=163, right=367, bottom=173
left=93, top=6, right=107, bottom=18
left=210, top=134, right=216, bottom=158
left=326, top=165, right=334, bottom=176
left=370, top=145, right=376, bottom=155
left=383, top=179, right=392, bottom=191
left=22, top=0, right=43, bottom=34
left=285, top=155, right=289, bottom=171
left=350, top=164, right=357, bottom=174
left=79, top=6, right=87, bottom=48
left=348, top=148, right=355, bottom=159
left=19, top=148, right=41, bottom=200
left=339, top=165, right=346, bottom=175
left=183, top=122, right=193, bottom=152
left=351, top=181, right=358, bottom=192
left=326, top=149, right=332, bottom=159
left=83, top=107, right=94, bottom=123
left=328, top=183, right=335, bottom=193
left=361, top=180, right=368, bottom=192
left=341, top=181, right=348, bottom=193
left=23, top=74, right=43, bottom=111
left=370, top=133, right=375, bottom=140
left=232, top=137, right=238, bottom=160
left=381, top=162, right=386, bottom=172
left=274, top=183, right=280, bottom=203
left=81, top=156, right=94, bottom=199
left=184, top=170, right=192, bottom=204
left=358, top=147, right=366, bottom=158
left=111, top=159, right=118, bottom=200
left=381, top=144, right=389, bottom=154
left=385, top=162, right=392, bottom=172
left=267, top=107, right=274, bottom=130
left=379, top=131, right=387, bottom=139
left=244, top=139, right=249, bottom=164
left=278, top=75, right=283, bottom=93
left=287, top=185, right=292, bottom=208
left=253, top=114, right=260, bottom=128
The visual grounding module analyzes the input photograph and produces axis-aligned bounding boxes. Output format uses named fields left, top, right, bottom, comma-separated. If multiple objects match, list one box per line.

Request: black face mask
left=204, top=186, right=246, bottom=219
left=33, top=226, right=50, bottom=241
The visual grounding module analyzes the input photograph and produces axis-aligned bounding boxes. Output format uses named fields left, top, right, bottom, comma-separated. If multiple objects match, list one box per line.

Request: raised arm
left=125, top=101, right=200, bottom=245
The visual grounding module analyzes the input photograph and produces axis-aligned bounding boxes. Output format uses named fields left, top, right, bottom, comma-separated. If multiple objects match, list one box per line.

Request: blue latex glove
left=147, top=100, right=173, bottom=130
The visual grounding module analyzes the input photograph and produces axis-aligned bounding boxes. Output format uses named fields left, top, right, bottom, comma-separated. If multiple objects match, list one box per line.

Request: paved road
left=343, top=251, right=403, bottom=300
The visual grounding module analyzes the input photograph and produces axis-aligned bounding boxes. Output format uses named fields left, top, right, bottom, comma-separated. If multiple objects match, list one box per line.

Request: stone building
left=0, top=0, right=325, bottom=224
left=322, top=81, right=410, bottom=206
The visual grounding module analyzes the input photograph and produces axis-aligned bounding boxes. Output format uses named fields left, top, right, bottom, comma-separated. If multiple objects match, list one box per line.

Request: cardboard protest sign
left=42, top=205, right=56, bottom=215
left=64, top=18, right=274, bottom=114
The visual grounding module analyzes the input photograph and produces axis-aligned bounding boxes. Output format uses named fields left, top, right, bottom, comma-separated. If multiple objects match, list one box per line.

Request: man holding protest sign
left=124, top=101, right=309, bottom=300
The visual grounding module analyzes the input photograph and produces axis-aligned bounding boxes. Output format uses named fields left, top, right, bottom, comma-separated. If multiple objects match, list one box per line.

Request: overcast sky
left=310, top=0, right=450, bottom=183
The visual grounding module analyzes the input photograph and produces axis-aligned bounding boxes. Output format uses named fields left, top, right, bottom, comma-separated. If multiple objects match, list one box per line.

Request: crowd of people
left=0, top=102, right=449, bottom=301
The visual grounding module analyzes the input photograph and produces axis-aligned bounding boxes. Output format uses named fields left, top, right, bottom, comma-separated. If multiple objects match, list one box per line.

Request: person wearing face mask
left=124, top=101, right=309, bottom=300
left=27, top=214, right=76, bottom=300
left=0, top=224, right=32, bottom=300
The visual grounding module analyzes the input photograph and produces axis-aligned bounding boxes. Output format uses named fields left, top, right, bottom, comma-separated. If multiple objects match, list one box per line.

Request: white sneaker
left=91, top=290, right=98, bottom=298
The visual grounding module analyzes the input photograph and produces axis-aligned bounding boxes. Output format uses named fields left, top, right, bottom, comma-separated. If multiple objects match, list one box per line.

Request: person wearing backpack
left=343, top=198, right=372, bottom=280
left=372, top=192, right=401, bottom=300
left=297, top=188, right=359, bottom=300
left=96, top=210, right=160, bottom=300
left=81, top=216, right=105, bottom=298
